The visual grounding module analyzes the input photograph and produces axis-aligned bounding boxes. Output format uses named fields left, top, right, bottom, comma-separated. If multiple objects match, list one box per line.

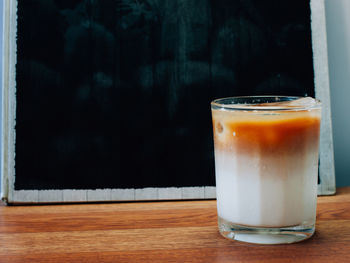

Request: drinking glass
left=211, top=96, right=321, bottom=244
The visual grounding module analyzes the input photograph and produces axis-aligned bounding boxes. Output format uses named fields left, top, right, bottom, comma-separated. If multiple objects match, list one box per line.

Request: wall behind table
left=0, top=1, right=3, bottom=191
left=0, top=1, right=349, bottom=190
left=325, top=0, right=350, bottom=187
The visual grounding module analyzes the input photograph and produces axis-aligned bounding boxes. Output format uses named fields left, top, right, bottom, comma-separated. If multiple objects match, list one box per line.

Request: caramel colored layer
left=212, top=109, right=321, bottom=154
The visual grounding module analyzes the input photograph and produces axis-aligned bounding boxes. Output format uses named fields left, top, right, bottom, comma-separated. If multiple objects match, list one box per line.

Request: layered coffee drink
left=211, top=96, right=321, bottom=244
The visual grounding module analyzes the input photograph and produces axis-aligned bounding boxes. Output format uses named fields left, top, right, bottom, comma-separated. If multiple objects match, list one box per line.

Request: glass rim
left=211, top=95, right=321, bottom=111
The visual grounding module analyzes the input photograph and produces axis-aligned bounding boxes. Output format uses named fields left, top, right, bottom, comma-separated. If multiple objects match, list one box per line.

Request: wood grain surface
left=0, top=187, right=350, bottom=263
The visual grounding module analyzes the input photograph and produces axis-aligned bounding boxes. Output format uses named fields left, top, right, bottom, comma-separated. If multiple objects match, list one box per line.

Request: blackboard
left=1, top=0, right=335, bottom=203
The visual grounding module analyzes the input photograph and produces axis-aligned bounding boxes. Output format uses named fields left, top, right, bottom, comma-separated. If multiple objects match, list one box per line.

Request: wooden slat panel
left=1, top=222, right=350, bottom=257
left=0, top=209, right=217, bottom=233
left=0, top=187, right=349, bottom=262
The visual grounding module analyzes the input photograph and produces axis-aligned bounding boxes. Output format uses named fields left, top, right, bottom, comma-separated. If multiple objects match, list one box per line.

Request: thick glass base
left=218, top=216, right=315, bottom=244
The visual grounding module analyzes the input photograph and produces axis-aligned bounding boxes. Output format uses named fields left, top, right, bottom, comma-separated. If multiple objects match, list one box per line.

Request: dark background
left=15, top=0, right=315, bottom=190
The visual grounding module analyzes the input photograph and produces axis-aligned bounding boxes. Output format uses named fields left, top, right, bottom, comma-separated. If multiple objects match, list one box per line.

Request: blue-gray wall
left=325, top=0, right=350, bottom=187
left=0, top=1, right=3, bottom=192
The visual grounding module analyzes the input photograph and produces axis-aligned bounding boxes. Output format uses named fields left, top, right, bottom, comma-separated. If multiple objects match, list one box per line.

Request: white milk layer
left=215, top=148, right=318, bottom=227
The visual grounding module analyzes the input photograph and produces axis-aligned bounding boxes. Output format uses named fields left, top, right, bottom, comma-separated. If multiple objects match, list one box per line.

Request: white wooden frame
left=1, top=0, right=335, bottom=204
left=311, top=0, right=336, bottom=195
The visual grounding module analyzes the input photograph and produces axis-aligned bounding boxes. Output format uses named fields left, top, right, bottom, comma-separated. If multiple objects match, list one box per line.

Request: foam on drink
left=212, top=97, right=321, bottom=227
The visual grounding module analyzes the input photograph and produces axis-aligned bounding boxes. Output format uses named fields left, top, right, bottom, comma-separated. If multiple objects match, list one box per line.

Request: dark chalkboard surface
left=1, top=0, right=335, bottom=203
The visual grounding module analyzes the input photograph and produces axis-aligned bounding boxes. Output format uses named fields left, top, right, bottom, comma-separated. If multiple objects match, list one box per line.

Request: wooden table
left=0, top=187, right=350, bottom=263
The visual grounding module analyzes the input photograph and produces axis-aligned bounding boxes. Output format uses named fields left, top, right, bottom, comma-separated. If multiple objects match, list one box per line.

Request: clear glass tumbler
left=211, top=96, right=321, bottom=244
